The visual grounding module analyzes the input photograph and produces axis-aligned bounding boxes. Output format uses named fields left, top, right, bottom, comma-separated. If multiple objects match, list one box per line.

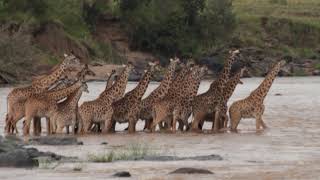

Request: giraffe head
left=76, top=64, right=96, bottom=82
left=148, top=61, right=160, bottom=72
left=170, top=57, right=180, bottom=64
left=199, top=65, right=208, bottom=78
left=62, top=54, right=82, bottom=70
left=237, top=67, right=247, bottom=84
left=81, top=82, right=89, bottom=93
left=279, top=60, right=286, bottom=66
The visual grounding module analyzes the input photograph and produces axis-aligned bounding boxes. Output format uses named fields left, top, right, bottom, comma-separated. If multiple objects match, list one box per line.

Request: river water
left=0, top=77, right=319, bottom=179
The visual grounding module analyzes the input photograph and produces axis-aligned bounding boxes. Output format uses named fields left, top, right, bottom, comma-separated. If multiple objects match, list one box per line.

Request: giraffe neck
left=181, top=68, right=201, bottom=99
left=46, top=81, right=82, bottom=102
left=101, top=66, right=130, bottom=102
left=32, top=62, right=66, bottom=92
left=142, top=61, right=177, bottom=106
left=250, top=63, right=282, bottom=101
left=61, top=86, right=84, bottom=108
left=129, top=68, right=153, bottom=99
left=208, top=53, right=236, bottom=93
left=167, top=67, right=191, bottom=98
left=105, top=72, right=116, bottom=90
left=222, top=71, right=242, bottom=103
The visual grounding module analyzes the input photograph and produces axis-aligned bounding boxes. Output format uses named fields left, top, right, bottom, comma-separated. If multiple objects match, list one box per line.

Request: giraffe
left=111, top=62, right=159, bottom=133
left=171, top=65, right=208, bottom=132
left=229, top=60, right=285, bottom=132
left=198, top=67, right=246, bottom=130
left=90, top=69, right=117, bottom=133
left=78, top=63, right=134, bottom=133
left=139, top=58, right=180, bottom=130
left=150, top=65, right=202, bottom=132
left=50, top=82, right=89, bottom=134
left=151, top=61, right=195, bottom=130
left=22, top=65, right=90, bottom=136
left=5, top=76, right=73, bottom=134
left=191, top=50, right=239, bottom=132
left=4, top=54, right=82, bottom=134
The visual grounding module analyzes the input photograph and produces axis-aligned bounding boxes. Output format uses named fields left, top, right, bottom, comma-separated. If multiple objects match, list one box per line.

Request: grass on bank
left=88, top=143, right=157, bottom=163
left=233, top=0, right=320, bottom=60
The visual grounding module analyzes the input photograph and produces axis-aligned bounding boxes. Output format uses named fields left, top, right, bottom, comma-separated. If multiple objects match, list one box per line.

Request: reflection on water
left=0, top=77, right=320, bottom=179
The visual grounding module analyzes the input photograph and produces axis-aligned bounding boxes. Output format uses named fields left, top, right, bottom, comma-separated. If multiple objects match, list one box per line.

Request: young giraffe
left=22, top=67, right=89, bottom=136
left=111, top=62, right=159, bottom=133
left=79, top=63, right=134, bottom=133
left=50, top=65, right=95, bottom=134
left=191, top=50, right=239, bottom=132
left=5, top=76, right=73, bottom=134
left=198, top=67, right=246, bottom=130
left=171, top=66, right=208, bottom=132
left=50, top=82, right=90, bottom=134
left=139, top=58, right=180, bottom=130
left=4, top=54, right=81, bottom=134
left=229, top=60, right=285, bottom=132
left=151, top=65, right=201, bottom=132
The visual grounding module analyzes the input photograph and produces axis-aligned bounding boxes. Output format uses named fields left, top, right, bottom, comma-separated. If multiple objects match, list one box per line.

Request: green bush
left=119, top=0, right=235, bottom=57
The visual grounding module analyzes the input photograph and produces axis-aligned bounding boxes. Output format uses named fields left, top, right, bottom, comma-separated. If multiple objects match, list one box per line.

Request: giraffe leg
left=229, top=108, right=241, bottom=132
left=172, top=110, right=178, bottom=133
left=128, top=116, right=137, bottom=134
left=191, top=111, right=206, bottom=132
left=33, top=117, right=41, bottom=136
left=212, top=109, right=220, bottom=133
left=23, top=116, right=32, bottom=136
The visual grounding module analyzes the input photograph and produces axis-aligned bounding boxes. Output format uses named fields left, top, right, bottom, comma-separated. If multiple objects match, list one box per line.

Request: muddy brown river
left=0, top=77, right=319, bottom=179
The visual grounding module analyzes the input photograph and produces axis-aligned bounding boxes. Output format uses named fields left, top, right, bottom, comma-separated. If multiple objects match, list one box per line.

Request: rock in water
left=170, top=168, right=214, bottom=174
left=29, top=136, right=80, bottom=145
left=113, top=171, right=131, bottom=177
left=0, top=135, right=64, bottom=167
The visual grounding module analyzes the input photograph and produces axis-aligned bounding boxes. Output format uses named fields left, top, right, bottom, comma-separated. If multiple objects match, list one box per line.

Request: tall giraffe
left=171, top=66, right=208, bottom=132
left=111, top=62, right=159, bottom=133
left=139, top=58, right=179, bottom=130
left=79, top=63, right=134, bottom=133
left=150, top=61, right=194, bottom=130
left=5, top=54, right=82, bottom=134
left=89, top=69, right=117, bottom=133
left=229, top=60, right=285, bottom=132
left=191, top=50, right=239, bottom=132
left=151, top=65, right=201, bottom=132
left=198, top=67, right=246, bottom=130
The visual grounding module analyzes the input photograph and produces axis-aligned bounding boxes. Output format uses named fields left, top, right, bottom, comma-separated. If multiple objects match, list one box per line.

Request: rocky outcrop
left=0, top=135, right=64, bottom=167
left=113, top=171, right=131, bottom=177
left=169, top=168, right=214, bottom=174
left=29, top=136, right=83, bottom=146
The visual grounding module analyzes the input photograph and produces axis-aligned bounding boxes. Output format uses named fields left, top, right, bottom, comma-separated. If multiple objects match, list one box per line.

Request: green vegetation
left=118, top=0, right=235, bottom=58
left=0, top=0, right=319, bottom=81
left=88, top=143, right=157, bottom=162
left=233, top=0, right=320, bottom=60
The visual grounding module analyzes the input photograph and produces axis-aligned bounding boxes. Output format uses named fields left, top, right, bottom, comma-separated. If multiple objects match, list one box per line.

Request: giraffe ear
left=170, top=58, right=173, bottom=62
left=64, top=53, right=68, bottom=57
left=279, top=60, right=286, bottom=66
left=148, top=62, right=156, bottom=66
left=122, top=64, right=126, bottom=67
left=233, top=49, right=240, bottom=54
left=144, top=70, right=147, bottom=73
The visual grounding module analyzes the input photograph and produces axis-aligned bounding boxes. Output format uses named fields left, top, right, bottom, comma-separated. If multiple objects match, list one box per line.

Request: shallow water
left=0, top=77, right=320, bottom=179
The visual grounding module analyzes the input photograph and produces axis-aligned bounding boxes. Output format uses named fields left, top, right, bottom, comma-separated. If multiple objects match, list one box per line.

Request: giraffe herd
left=4, top=50, right=286, bottom=136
